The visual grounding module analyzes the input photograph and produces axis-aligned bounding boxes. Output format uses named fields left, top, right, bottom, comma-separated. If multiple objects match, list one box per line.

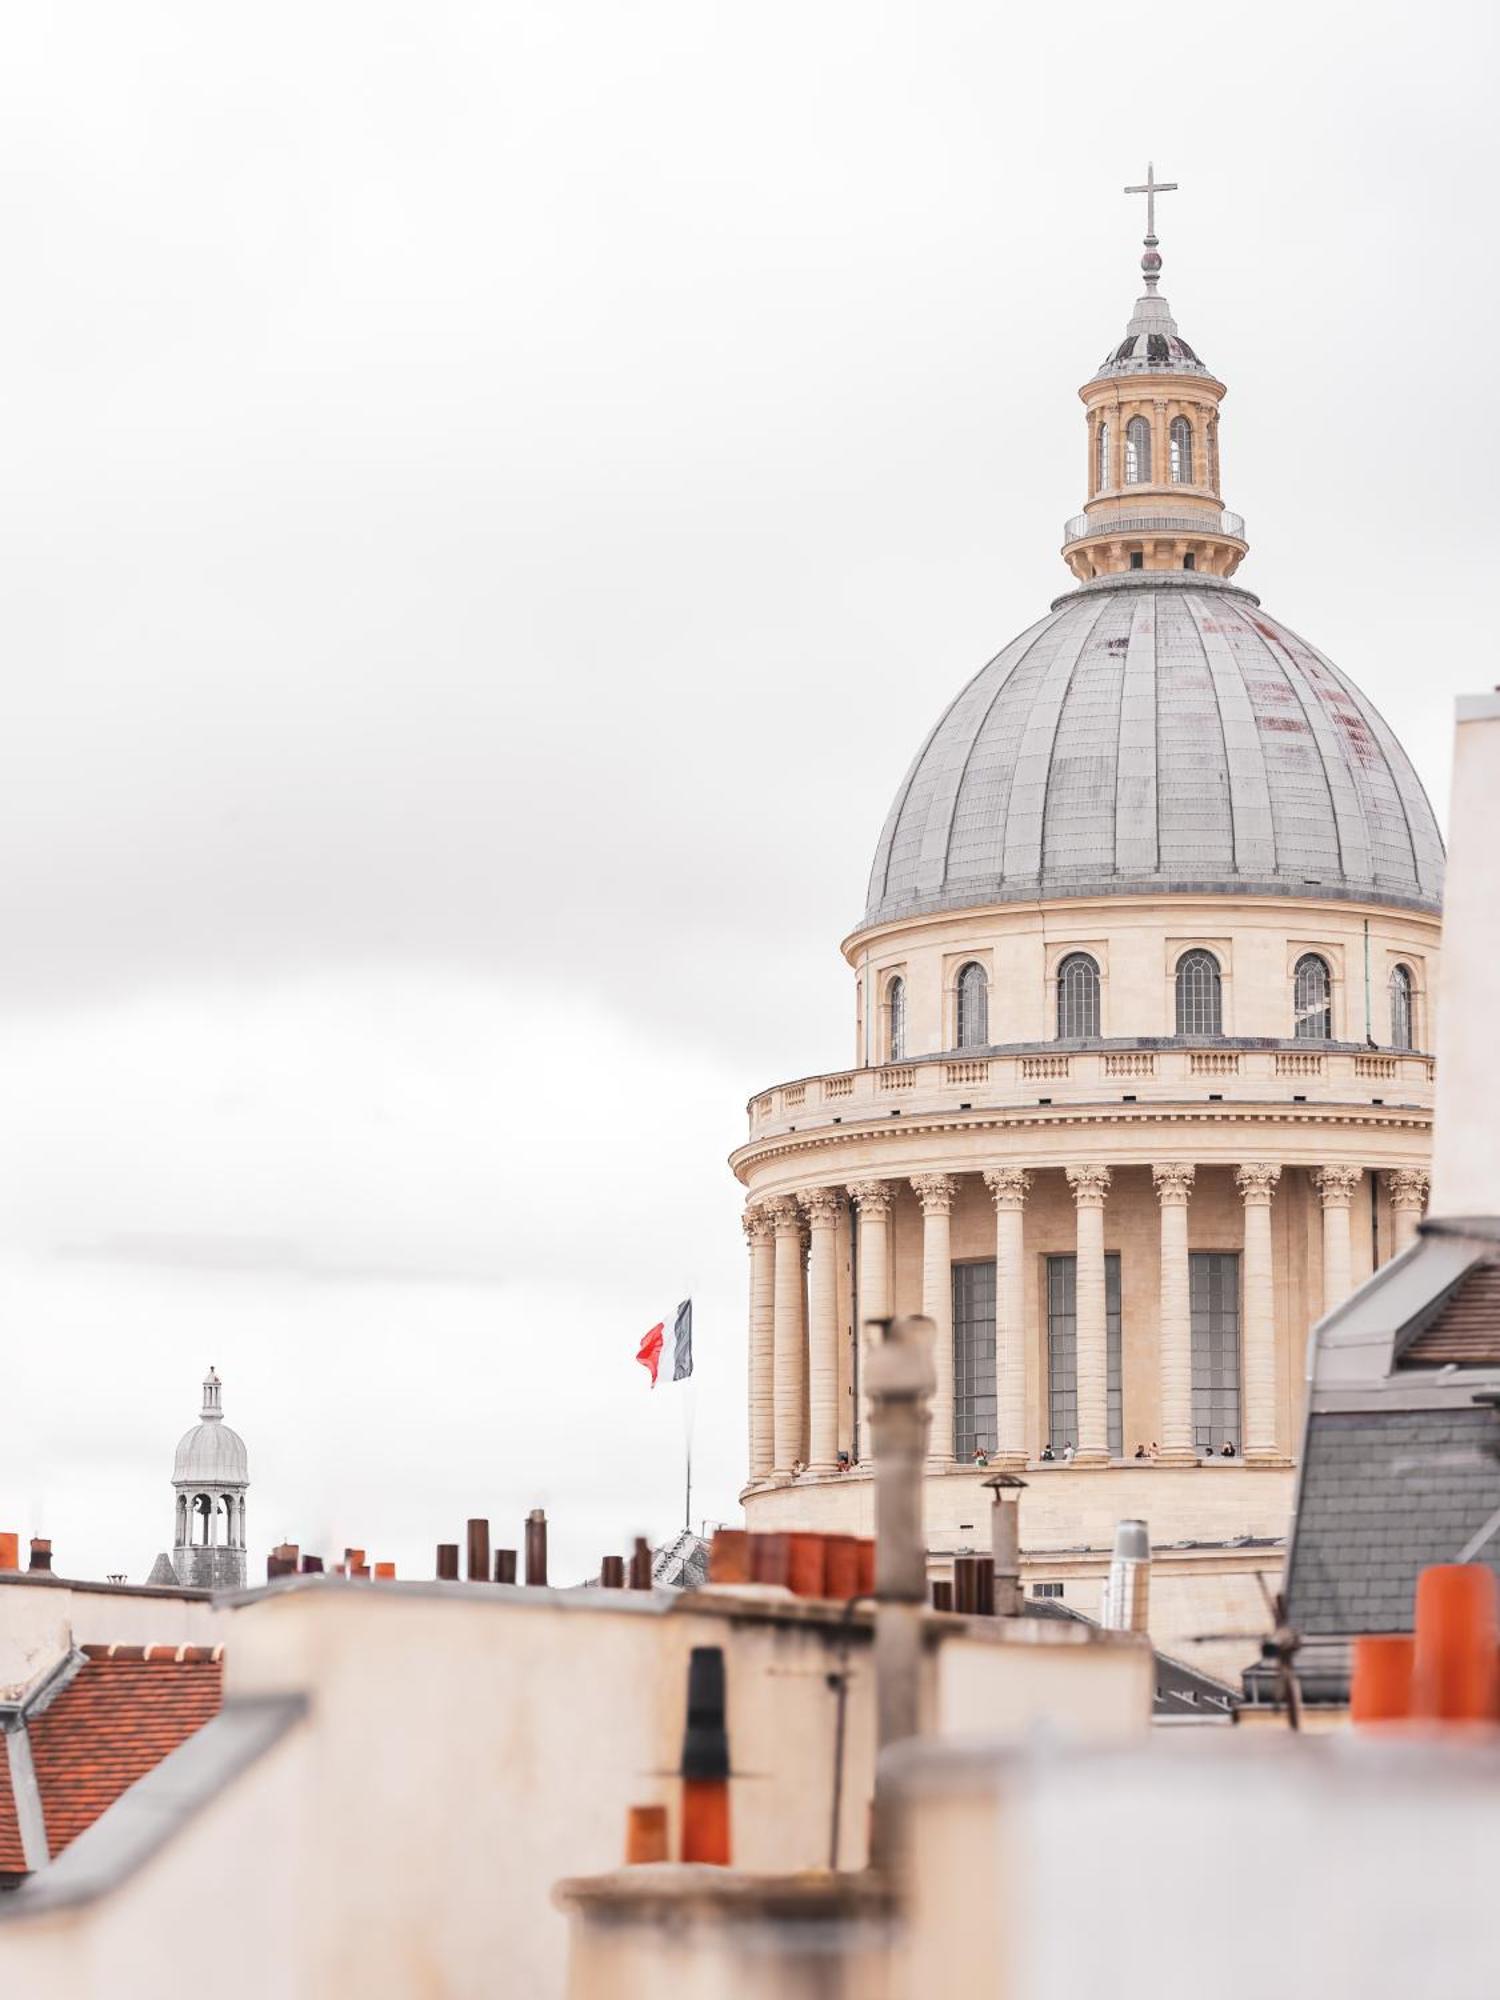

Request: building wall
left=0, top=1580, right=221, bottom=1704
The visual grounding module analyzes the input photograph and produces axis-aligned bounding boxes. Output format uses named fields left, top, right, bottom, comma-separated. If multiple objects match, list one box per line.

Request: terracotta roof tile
left=25, top=1654, right=223, bottom=1861
left=0, top=1744, right=23, bottom=1874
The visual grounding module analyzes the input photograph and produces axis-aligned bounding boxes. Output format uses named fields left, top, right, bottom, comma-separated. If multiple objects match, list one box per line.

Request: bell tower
left=1062, top=164, right=1248, bottom=582
left=166, top=1367, right=250, bottom=1592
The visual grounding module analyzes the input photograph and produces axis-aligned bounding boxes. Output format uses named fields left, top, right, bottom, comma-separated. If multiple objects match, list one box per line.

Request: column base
left=925, top=1455, right=955, bottom=1475
left=805, top=1458, right=839, bottom=1477
left=1071, top=1449, right=1109, bottom=1468
left=990, top=1451, right=1028, bottom=1472
left=1242, top=1446, right=1286, bottom=1467
left=1153, top=1447, right=1198, bottom=1467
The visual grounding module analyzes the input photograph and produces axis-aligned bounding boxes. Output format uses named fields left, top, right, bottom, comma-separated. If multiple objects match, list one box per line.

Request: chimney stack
left=628, top=1537, right=653, bottom=1590
left=983, top=1473, right=1026, bottom=1617
left=679, top=1646, right=731, bottom=1865
left=28, top=1538, right=52, bottom=1574
left=1430, top=691, right=1500, bottom=1219
left=436, top=1544, right=460, bottom=1581
left=1102, top=1519, right=1151, bottom=1633
left=466, top=1518, right=491, bottom=1584
left=493, top=1549, right=517, bottom=1585
left=525, top=1509, right=548, bottom=1587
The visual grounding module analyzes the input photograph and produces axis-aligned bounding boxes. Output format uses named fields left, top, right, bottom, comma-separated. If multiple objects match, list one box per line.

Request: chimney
left=436, top=1544, right=460, bottom=1581
left=600, top=1556, right=625, bottom=1589
left=628, top=1537, right=653, bottom=1590
left=28, top=1538, right=52, bottom=1574
left=0, top=1532, right=19, bottom=1573
left=983, top=1473, right=1026, bottom=1617
left=466, top=1518, right=491, bottom=1583
left=865, top=1311, right=936, bottom=1871
left=1101, top=1519, right=1151, bottom=1633
left=679, top=1646, right=731, bottom=1865
left=525, top=1509, right=548, bottom=1587
left=1430, top=691, right=1500, bottom=1219
left=493, top=1548, right=517, bottom=1584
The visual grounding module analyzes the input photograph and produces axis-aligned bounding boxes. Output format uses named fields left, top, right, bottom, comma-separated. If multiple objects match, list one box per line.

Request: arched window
left=886, top=975, right=906, bottom=1062
left=1175, top=950, right=1222, bottom=1036
left=1057, top=954, right=1101, bottom=1040
left=1124, top=415, right=1151, bottom=484
left=1096, top=420, right=1111, bottom=493
left=1390, top=964, right=1414, bottom=1051
left=956, top=961, right=988, bottom=1049
left=1169, top=415, right=1194, bottom=483
left=1293, top=954, right=1332, bottom=1040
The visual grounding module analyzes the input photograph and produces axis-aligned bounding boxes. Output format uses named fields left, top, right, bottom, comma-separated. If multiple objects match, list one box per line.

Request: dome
left=173, top=1419, right=248, bottom=1486
left=863, top=572, right=1444, bottom=931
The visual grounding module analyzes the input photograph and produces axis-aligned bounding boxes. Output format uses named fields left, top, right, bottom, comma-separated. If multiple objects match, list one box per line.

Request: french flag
left=636, top=1300, right=692, bottom=1386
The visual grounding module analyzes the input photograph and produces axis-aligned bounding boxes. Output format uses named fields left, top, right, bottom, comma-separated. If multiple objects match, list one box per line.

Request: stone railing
left=1062, top=509, right=1246, bottom=546
left=746, top=1043, right=1433, bottom=1137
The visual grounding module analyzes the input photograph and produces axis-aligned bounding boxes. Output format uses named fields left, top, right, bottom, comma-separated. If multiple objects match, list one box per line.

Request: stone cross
left=1124, top=162, right=1178, bottom=239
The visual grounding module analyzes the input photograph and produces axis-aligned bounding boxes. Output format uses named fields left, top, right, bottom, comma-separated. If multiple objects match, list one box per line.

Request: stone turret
left=148, top=1368, right=250, bottom=1591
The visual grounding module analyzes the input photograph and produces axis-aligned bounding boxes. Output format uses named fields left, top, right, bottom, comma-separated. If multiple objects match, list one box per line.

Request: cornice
left=729, top=1099, right=1433, bottom=1181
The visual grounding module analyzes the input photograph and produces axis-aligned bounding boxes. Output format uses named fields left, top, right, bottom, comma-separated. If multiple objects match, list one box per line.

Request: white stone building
left=732, top=201, right=1442, bottom=1666
left=146, top=1370, right=249, bottom=1594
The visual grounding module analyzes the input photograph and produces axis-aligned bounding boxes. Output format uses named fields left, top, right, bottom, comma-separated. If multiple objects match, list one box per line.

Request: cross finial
left=1123, top=162, right=1177, bottom=292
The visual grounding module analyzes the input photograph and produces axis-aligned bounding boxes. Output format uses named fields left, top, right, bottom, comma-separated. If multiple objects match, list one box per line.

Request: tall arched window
left=1293, top=954, right=1332, bottom=1040
left=956, top=961, right=988, bottom=1049
left=1057, top=954, right=1101, bottom=1040
left=886, top=975, right=906, bottom=1062
left=1175, top=950, right=1222, bottom=1036
left=1124, top=415, right=1151, bottom=484
left=1390, top=964, right=1414, bottom=1051
left=1096, top=420, right=1111, bottom=493
left=1169, top=415, right=1194, bottom=483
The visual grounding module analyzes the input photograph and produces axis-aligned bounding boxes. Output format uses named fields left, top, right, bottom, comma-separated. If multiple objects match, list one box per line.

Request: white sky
left=0, top=2, right=1495, bottom=1586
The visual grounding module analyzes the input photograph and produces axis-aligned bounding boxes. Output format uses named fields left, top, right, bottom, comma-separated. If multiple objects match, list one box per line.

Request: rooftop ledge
left=744, top=1042, right=1433, bottom=1141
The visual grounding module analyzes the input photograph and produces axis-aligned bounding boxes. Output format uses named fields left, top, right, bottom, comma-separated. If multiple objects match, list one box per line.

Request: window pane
left=1125, top=416, right=1151, bottom=484
left=1057, top=954, right=1100, bottom=1039
left=1293, top=955, right=1331, bottom=1040
left=952, top=1261, right=997, bottom=1461
left=957, top=963, right=988, bottom=1049
left=1390, top=967, right=1413, bottom=1051
left=887, top=977, right=906, bottom=1060
left=1175, top=951, right=1222, bottom=1036
left=1047, top=1253, right=1122, bottom=1456
left=1190, top=1252, right=1241, bottom=1452
left=1169, top=416, right=1193, bottom=483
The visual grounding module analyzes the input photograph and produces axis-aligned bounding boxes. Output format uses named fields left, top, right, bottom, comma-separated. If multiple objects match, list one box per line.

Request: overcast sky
left=0, top=2, right=1494, bottom=1586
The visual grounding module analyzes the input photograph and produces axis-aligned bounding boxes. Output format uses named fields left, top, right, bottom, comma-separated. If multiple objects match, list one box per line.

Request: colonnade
left=744, top=1163, right=1432, bottom=1485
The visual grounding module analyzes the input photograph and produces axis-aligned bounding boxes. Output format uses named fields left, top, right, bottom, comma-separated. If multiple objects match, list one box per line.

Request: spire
left=201, top=1366, right=223, bottom=1422
left=1123, top=162, right=1178, bottom=296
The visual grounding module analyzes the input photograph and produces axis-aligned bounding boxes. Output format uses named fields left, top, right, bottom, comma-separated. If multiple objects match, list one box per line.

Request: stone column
left=1385, top=1168, right=1431, bottom=1256
left=768, top=1196, right=807, bottom=1476
left=910, top=1174, right=958, bottom=1471
left=1065, top=1165, right=1112, bottom=1464
left=800, top=1188, right=842, bottom=1475
left=982, top=1168, right=1031, bottom=1468
left=847, top=1179, right=893, bottom=1463
left=742, top=1204, right=776, bottom=1482
left=1313, top=1165, right=1362, bottom=1315
left=1235, top=1164, right=1282, bottom=1463
left=1152, top=1164, right=1196, bottom=1465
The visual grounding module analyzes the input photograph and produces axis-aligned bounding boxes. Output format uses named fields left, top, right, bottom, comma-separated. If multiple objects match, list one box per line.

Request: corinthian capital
left=742, top=1203, right=775, bottom=1245
left=846, top=1178, right=893, bottom=1218
left=910, top=1172, right=958, bottom=1216
left=1383, top=1167, right=1431, bottom=1212
left=764, top=1194, right=803, bottom=1234
left=982, top=1167, right=1032, bottom=1210
left=1064, top=1163, right=1112, bottom=1207
left=1234, top=1163, right=1282, bottom=1205
left=798, top=1186, right=842, bottom=1227
left=1152, top=1163, right=1196, bottom=1205
left=1312, top=1165, right=1362, bottom=1208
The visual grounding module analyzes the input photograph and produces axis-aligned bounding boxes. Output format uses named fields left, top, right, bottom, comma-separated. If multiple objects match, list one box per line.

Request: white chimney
left=1102, top=1518, right=1150, bottom=1634
left=1429, top=692, right=1500, bottom=1220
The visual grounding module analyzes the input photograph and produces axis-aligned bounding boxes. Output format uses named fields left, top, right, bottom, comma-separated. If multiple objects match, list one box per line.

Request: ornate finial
left=201, top=1366, right=223, bottom=1421
left=1124, top=161, right=1178, bottom=294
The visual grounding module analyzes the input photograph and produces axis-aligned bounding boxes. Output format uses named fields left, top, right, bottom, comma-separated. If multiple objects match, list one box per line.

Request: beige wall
left=0, top=1579, right=221, bottom=1702
left=0, top=1580, right=1151, bottom=2000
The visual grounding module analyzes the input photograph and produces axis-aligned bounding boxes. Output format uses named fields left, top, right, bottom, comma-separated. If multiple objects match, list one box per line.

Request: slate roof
left=1398, top=1259, right=1500, bottom=1368
left=1022, top=1597, right=1237, bottom=1719
left=0, top=1646, right=222, bottom=1876
left=862, top=572, right=1444, bottom=930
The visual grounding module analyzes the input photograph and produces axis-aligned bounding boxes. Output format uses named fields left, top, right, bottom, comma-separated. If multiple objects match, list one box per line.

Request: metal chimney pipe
left=524, top=1509, right=548, bottom=1587
left=629, top=1537, right=653, bottom=1590
left=28, top=1538, right=52, bottom=1574
left=466, top=1518, right=491, bottom=1583
left=600, top=1556, right=625, bottom=1589
left=436, top=1543, right=460, bottom=1581
left=984, top=1473, right=1027, bottom=1617
left=1103, top=1518, right=1151, bottom=1633
left=493, top=1548, right=517, bottom=1585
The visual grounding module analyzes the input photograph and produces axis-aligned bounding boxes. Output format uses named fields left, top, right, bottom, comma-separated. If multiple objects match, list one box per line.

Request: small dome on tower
left=172, top=1365, right=249, bottom=1485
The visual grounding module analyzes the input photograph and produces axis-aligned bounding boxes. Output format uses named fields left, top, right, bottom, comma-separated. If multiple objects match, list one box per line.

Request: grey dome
left=173, top=1420, right=248, bottom=1486
left=863, top=573, right=1444, bottom=931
